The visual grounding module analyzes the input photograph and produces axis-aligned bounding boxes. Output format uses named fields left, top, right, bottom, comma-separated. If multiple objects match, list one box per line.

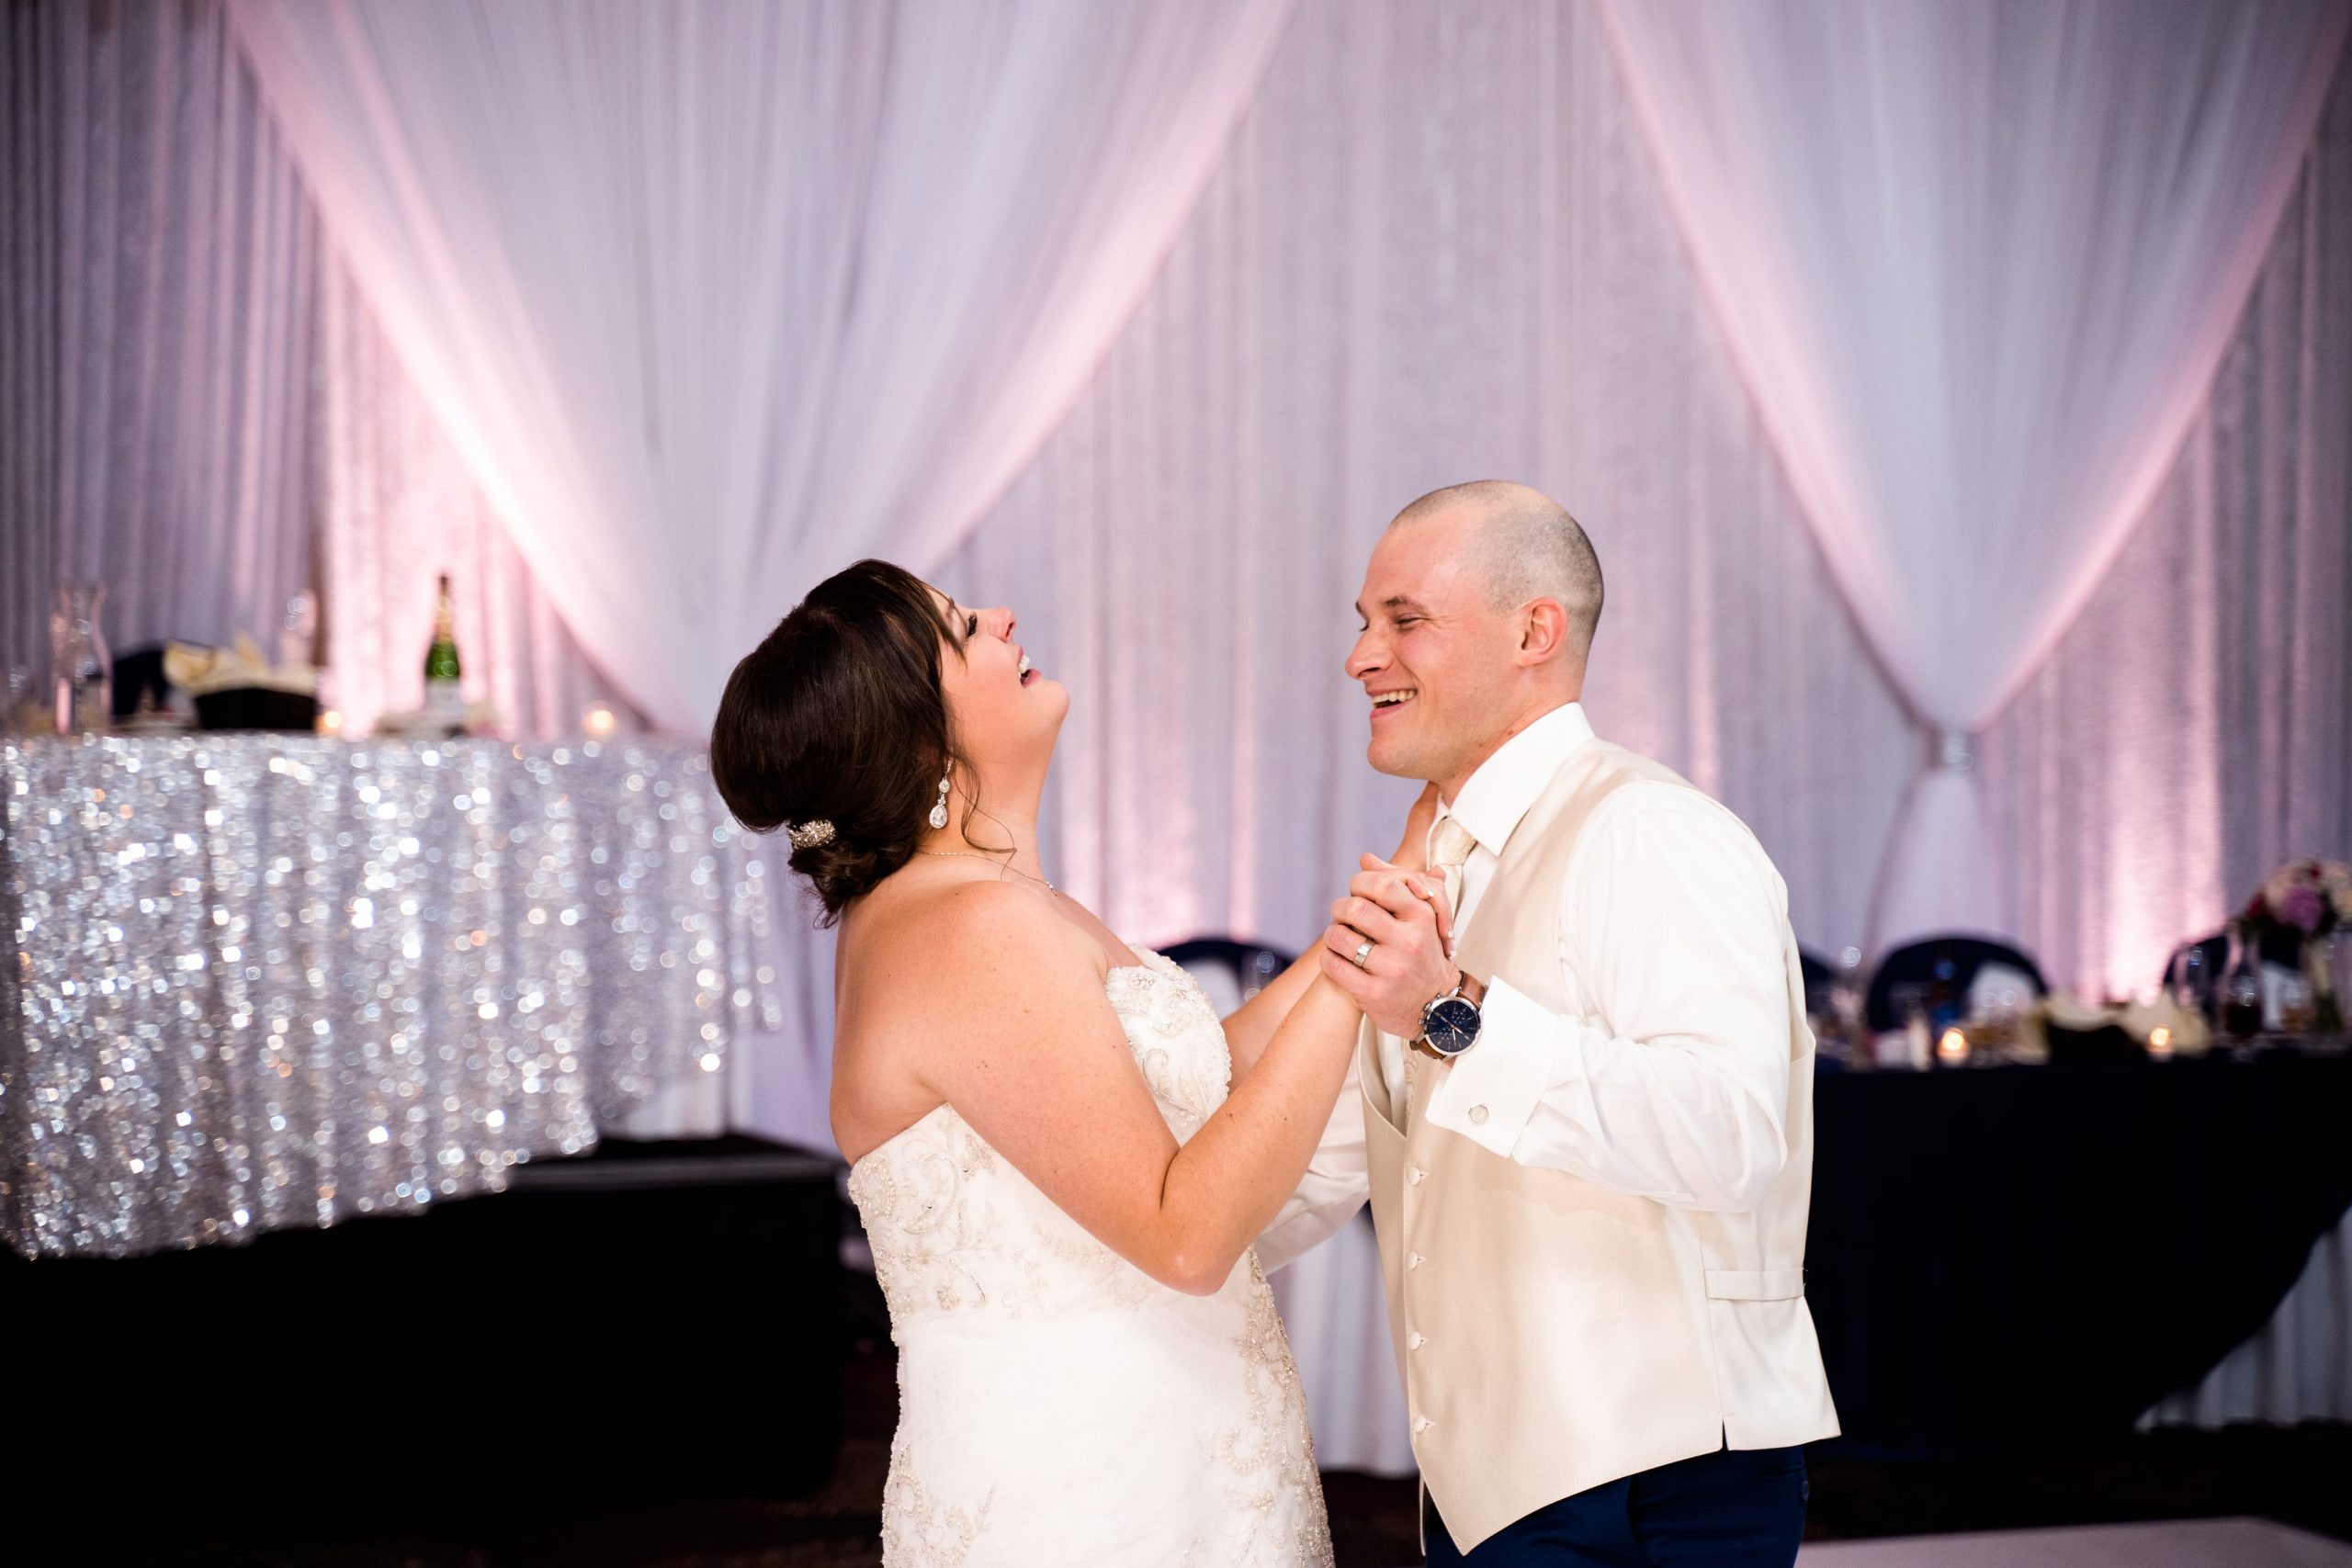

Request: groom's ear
left=1515, top=597, right=1571, bottom=666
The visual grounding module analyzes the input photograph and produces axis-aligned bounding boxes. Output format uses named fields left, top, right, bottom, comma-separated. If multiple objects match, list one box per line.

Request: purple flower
left=2280, top=884, right=2325, bottom=934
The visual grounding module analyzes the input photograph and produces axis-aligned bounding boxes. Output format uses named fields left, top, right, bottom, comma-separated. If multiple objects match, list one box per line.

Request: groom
left=1263, top=481, right=1838, bottom=1565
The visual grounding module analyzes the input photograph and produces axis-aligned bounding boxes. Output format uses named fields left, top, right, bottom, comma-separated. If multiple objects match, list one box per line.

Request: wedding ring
left=1351, top=941, right=1374, bottom=968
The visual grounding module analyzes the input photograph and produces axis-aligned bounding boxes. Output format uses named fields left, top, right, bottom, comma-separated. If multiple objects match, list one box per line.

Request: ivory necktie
left=1403, top=814, right=1480, bottom=1129
left=1427, top=814, right=1479, bottom=936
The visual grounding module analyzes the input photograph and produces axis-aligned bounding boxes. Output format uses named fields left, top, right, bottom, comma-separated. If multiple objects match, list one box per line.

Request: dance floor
left=1796, top=1517, right=2352, bottom=1567
left=39, top=1335, right=2352, bottom=1567
left=28, top=1268, right=2352, bottom=1568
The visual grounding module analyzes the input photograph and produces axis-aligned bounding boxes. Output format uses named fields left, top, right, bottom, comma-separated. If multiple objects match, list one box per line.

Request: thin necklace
left=917, top=848, right=1057, bottom=894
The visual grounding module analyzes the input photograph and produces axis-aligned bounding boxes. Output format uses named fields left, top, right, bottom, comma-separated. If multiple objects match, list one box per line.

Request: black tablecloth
left=8, top=1135, right=845, bottom=1518
left=1807, top=1050, right=2352, bottom=1452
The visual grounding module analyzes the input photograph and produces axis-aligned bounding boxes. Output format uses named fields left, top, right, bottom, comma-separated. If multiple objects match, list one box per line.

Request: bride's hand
left=1357, top=852, right=1452, bottom=957
left=1390, top=783, right=1442, bottom=873
left=1320, top=857, right=1457, bottom=1033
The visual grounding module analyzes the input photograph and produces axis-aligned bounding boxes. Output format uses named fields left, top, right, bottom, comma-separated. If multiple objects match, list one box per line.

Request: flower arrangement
left=2244, top=859, right=2352, bottom=941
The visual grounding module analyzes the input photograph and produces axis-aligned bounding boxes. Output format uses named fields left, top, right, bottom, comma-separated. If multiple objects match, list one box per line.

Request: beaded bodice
left=846, top=950, right=1238, bottom=1325
left=844, top=947, right=1333, bottom=1566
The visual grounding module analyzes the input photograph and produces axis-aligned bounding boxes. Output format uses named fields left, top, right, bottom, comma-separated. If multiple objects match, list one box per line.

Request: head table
left=1806, top=1044, right=2352, bottom=1449
left=0, top=734, right=783, bottom=1258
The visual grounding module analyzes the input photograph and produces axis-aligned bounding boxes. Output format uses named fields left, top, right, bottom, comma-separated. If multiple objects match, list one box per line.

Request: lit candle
left=317, top=708, right=344, bottom=737
left=2147, top=1026, right=2174, bottom=1060
left=582, top=703, right=617, bottom=739
left=1937, top=1027, right=1970, bottom=1066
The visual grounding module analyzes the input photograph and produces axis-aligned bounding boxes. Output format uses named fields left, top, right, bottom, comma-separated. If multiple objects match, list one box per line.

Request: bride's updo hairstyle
left=710, top=559, right=966, bottom=923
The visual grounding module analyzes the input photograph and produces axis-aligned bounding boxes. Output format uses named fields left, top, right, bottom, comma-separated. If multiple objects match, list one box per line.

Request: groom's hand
left=1357, top=853, right=1453, bottom=955
left=1318, top=860, right=1456, bottom=1039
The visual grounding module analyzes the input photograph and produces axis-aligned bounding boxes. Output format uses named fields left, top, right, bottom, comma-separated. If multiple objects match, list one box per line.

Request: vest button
left=1408, top=1331, right=1427, bottom=1349
left=1413, top=1417, right=1434, bottom=1434
left=1407, top=1252, right=1423, bottom=1269
left=1408, top=1167, right=1426, bottom=1185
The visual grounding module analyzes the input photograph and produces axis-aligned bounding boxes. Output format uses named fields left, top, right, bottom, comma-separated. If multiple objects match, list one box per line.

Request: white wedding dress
left=847, top=950, right=1335, bottom=1567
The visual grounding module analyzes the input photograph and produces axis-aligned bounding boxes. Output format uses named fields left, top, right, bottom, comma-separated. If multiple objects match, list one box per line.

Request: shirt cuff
left=1424, top=976, right=1561, bottom=1159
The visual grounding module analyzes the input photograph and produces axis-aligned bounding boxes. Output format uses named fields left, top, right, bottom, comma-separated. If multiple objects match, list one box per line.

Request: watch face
left=1422, top=995, right=1482, bottom=1057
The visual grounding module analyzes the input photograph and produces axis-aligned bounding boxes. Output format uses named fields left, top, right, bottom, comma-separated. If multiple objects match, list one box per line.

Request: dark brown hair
left=710, top=559, right=967, bottom=922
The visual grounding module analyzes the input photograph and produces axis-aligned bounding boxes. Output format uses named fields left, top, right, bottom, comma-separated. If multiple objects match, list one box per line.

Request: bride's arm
left=910, top=881, right=1385, bottom=1295
left=1216, top=949, right=1322, bottom=1080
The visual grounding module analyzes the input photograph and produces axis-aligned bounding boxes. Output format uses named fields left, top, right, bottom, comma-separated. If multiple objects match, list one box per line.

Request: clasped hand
left=1317, top=784, right=1456, bottom=1038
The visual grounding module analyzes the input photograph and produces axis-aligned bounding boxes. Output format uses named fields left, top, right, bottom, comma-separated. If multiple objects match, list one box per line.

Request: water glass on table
left=2219, top=929, right=2266, bottom=1045
left=2276, top=971, right=2317, bottom=1036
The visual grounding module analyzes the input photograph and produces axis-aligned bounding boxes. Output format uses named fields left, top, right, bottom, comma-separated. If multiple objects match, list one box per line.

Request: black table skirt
left=1807, top=1050, right=2352, bottom=1452
left=16, top=1063, right=2344, bottom=1498
left=6, top=1135, right=845, bottom=1518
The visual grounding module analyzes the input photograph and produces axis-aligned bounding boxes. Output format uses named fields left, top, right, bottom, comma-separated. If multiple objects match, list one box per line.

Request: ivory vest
left=1360, top=741, right=1838, bottom=1554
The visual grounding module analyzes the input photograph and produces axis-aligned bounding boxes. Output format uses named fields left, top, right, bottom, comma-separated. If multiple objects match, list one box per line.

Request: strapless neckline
left=845, top=958, right=1161, bottom=1173
left=842, top=941, right=1331, bottom=1563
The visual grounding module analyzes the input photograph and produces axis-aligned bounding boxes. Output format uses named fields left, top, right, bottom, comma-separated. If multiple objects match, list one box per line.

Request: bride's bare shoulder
left=833, top=879, right=1112, bottom=1156
left=847, top=878, right=1099, bottom=1008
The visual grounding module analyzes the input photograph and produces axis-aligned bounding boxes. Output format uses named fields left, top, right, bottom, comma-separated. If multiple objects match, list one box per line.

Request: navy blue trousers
left=1424, top=1444, right=1808, bottom=1566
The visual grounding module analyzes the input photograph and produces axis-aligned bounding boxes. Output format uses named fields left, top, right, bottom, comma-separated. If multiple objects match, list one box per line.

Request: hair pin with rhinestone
left=785, top=818, right=836, bottom=849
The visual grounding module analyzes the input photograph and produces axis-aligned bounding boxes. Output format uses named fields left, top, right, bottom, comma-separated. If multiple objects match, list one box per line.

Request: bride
left=709, top=559, right=1439, bottom=1566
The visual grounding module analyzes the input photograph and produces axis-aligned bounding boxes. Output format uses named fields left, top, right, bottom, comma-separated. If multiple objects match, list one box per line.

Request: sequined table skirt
left=0, top=735, right=783, bottom=1258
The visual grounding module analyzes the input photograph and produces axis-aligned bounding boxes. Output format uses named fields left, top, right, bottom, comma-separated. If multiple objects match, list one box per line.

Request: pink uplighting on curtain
left=19, top=0, right=2352, bottom=1469
left=224, top=0, right=1295, bottom=733
left=1600, top=0, right=2349, bottom=953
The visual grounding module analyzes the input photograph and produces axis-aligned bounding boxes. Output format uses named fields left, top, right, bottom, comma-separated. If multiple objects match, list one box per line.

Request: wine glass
left=2277, top=972, right=2316, bottom=1036
left=1, top=666, right=30, bottom=737
left=1972, top=980, right=2029, bottom=1060
left=279, top=591, right=319, bottom=671
left=1833, top=946, right=1867, bottom=1039
left=2219, top=924, right=2265, bottom=1044
left=2323, top=931, right=2352, bottom=1038
left=2168, top=943, right=2210, bottom=1021
left=1887, top=981, right=1931, bottom=1070
left=49, top=581, right=111, bottom=734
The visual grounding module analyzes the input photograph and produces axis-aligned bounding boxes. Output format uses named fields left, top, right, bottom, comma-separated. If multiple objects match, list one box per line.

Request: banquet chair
left=1798, top=948, right=1838, bottom=1023
left=1162, top=935, right=1377, bottom=1240
left=1865, top=934, right=2048, bottom=1032
left=1161, top=935, right=1292, bottom=1016
left=111, top=643, right=173, bottom=718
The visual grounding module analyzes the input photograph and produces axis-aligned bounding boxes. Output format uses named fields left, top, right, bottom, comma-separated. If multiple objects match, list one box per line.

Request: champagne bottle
left=424, top=573, right=463, bottom=727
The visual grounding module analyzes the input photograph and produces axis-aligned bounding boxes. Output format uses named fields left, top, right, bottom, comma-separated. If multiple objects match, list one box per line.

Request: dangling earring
left=928, top=773, right=951, bottom=830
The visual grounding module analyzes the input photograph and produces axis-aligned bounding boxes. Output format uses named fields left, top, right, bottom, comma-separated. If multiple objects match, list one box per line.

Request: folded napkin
left=2044, top=991, right=2211, bottom=1055
left=2120, top=994, right=2212, bottom=1055
left=164, top=636, right=318, bottom=698
left=373, top=698, right=505, bottom=739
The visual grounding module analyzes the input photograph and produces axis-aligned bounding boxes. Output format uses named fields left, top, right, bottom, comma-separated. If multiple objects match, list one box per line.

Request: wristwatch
left=1413, top=973, right=1483, bottom=1059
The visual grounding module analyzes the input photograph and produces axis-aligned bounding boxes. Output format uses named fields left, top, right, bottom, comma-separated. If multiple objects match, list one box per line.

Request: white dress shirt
left=1261, top=703, right=1797, bottom=1267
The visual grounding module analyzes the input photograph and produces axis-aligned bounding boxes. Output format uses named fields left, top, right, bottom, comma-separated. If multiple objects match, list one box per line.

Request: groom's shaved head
left=1352, top=479, right=1602, bottom=790
left=1391, top=480, right=1604, bottom=663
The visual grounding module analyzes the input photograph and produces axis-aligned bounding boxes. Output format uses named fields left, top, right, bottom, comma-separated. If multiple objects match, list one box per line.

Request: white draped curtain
left=316, top=261, right=637, bottom=741
left=21, top=0, right=2344, bottom=1111
left=936, top=0, right=2352, bottom=1461
left=222, top=0, right=1295, bottom=734
left=1985, top=105, right=2352, bottom=998
left=0, top=0, right=316, bottom=682
left=11, top=0, right=2352, bottom=1465
left=1600, top=0, right=2349, bottom=953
